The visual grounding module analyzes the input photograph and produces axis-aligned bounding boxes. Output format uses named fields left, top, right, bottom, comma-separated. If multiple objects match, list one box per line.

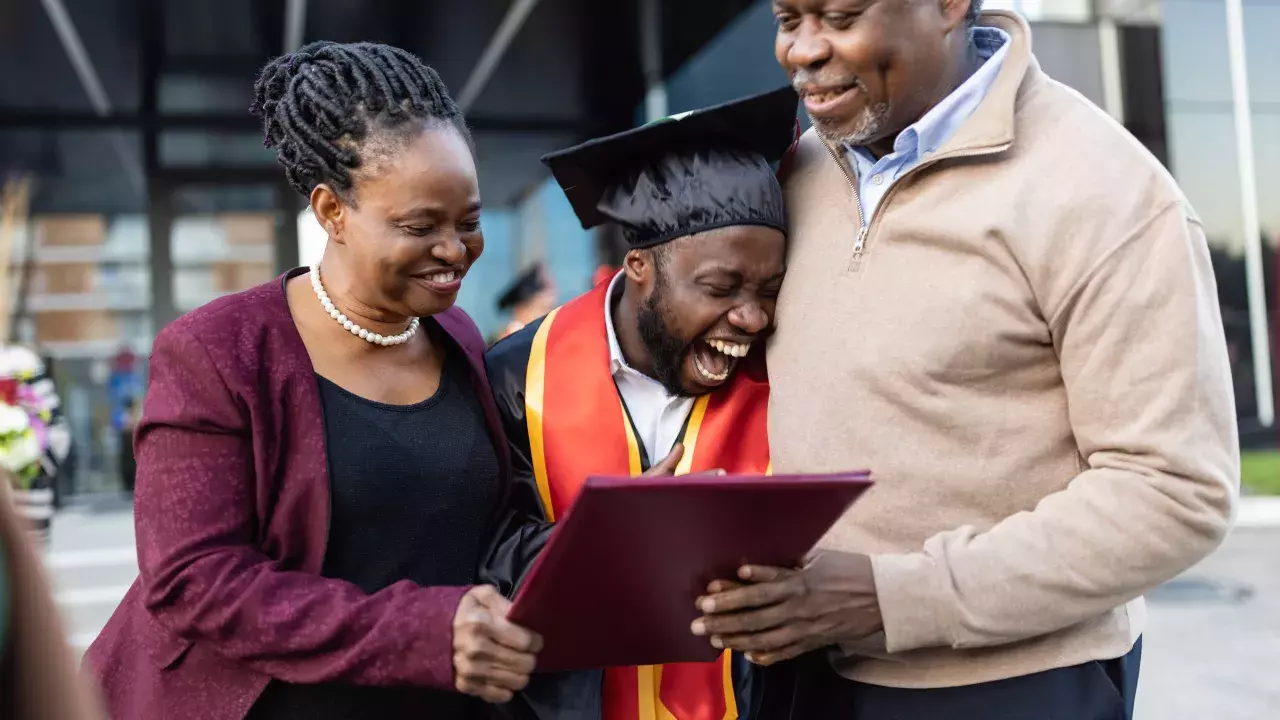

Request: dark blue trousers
left=781, top=638, right=1142, bottom=720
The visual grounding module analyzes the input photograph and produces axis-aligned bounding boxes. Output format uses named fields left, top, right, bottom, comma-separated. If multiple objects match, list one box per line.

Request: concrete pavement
left=1136, top=525, right=1280, bottom=720
left=43, top=496, right=137, bottom=653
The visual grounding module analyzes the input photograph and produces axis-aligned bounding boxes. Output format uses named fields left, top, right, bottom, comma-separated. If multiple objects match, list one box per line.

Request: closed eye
left=824, top=13, right=858, bottom=29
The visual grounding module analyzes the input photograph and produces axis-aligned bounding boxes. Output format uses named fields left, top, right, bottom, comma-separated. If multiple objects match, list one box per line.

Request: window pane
left=982, top=0, right=1092, bottom=23
left=160, top=131, right=276, bottom=168
left=159, top=74, right=256, bottom=114
left=170, top=185, right=279, bottom=313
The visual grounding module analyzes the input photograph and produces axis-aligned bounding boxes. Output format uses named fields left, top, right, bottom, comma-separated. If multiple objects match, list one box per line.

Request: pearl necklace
left=309, top=264, right=419, bottom=346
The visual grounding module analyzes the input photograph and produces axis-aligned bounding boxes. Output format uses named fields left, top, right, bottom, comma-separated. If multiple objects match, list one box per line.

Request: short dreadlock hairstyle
left=251, top=40, right=471, bottom=202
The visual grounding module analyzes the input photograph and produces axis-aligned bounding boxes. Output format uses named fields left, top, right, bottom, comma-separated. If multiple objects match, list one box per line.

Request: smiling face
left=312, top=120, right=483, bottom=319
left=773, top=0, right=972, bottom=149
left=628, top=225, right=786, bottom=396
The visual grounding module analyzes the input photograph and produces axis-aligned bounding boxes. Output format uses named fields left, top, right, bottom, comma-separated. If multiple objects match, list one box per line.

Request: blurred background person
left=491, top=262, right=557, bottom=344
left=116, top=397, right=138, bottom=498
left=83, top=41, right=541, bottom=720
left=106, top=346, right=140, bottom=495
left=106, top=347, right=139, bottom=441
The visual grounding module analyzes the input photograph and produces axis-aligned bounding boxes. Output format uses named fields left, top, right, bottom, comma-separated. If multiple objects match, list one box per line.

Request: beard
left=791, top=70, right=892, bottom=147
left=636, top=274, right=692, bottom=398
left=812, top=101, right=892, bottom=146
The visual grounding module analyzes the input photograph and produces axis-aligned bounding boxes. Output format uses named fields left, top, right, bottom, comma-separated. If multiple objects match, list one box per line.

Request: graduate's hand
left=453, top=585, right=543, bottom=704
left=641, top=443, right=684, bottom=476
left=639, top=444, right=726, bottom=477
left=690, top=550, right=883, bottom=666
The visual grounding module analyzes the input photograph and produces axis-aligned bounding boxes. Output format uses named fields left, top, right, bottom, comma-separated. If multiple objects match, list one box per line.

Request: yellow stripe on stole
left=638, top=665, right=661, bottom=720
left=674, top=395, right=711, bottom=476
left=620, top=397, right=645, bottom=477
left=720, top=651, right=738, bottom=720
left=525, top=308, right=560, bottom=521
left=629, top=393, right=657, bottom=718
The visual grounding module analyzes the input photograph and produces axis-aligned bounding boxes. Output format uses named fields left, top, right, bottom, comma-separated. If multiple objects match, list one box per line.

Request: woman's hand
left=452, top=585, right=543, bottom=704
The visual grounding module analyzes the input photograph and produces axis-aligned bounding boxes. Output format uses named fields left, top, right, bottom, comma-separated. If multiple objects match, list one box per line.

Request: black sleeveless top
left=248, top=340, right=501, bottom=719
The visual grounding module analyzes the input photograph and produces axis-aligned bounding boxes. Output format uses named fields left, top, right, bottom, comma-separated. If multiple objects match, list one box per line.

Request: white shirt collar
left=604, top=270, right=632, bottom=375
left=604, top=271, right=682, bottom=393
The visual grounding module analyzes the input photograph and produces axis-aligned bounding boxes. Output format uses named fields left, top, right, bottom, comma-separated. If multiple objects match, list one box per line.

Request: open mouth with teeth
left=803, top=81, right=861, bottom=113
left=690, top=337, right=752, bottom=387
left=423, top=270, right=459, bottom=283
left=413, top=267, right=464, bottom=294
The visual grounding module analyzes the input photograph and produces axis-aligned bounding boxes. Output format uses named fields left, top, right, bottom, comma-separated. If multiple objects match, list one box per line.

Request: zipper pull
left=853, top=226, right=868, bottom=257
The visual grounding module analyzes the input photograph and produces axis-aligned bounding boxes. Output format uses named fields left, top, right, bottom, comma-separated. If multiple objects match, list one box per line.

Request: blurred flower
left=0, top=403, right=29, bottom=435
left=0, top=345, right=54, bottom=490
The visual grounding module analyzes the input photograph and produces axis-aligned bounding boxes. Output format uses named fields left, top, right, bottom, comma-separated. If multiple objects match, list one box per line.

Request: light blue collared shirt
left=846, top=27, right=1010, bottom=219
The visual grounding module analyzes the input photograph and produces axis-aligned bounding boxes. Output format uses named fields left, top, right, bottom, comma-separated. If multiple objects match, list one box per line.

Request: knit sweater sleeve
left=869, top=201, right=1239, bottom=653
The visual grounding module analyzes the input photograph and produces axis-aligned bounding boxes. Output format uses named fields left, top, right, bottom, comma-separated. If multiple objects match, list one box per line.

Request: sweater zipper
left=822, top=140, right=1011, bottom=267
left=823, top=142, right=869, bottom=261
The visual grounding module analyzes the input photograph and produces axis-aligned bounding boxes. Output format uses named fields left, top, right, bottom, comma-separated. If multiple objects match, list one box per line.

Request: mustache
left=790, top=69, right=865, bottom=95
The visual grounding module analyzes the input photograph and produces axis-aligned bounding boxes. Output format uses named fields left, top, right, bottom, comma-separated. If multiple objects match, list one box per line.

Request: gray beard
left=812, top=101, right=893, bottom=148
left=791, top=70, right=893, bottom=147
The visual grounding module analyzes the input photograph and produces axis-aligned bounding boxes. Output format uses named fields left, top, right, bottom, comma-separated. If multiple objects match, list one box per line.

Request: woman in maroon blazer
left=84, top=42, right=541, bottom=720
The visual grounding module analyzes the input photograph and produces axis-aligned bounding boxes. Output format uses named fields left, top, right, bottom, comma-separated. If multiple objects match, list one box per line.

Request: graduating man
left=482, top=87, right=799, bottom=720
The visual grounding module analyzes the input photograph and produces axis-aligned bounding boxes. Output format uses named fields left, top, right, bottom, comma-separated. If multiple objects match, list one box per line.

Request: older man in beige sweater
left=692, top=1, right=1239, bottom=718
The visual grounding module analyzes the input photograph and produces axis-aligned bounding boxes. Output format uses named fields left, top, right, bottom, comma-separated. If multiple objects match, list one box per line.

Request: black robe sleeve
left=478, top=318, right=607, bottom=720
left=479, top=316, right=556, bottom=598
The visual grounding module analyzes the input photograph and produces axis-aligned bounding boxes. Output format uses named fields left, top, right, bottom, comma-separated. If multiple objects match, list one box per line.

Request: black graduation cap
left=541, top=86, right=800, bottom=250
left=496, top=263, right=548, bottom=311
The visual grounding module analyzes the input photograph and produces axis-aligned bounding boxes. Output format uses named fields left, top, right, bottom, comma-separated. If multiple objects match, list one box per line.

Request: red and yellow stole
left=524, top=278, right=771, bottom=720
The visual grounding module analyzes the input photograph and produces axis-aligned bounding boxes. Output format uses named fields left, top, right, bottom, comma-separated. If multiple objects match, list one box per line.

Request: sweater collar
left=940, top=10, right=1035, bottom=156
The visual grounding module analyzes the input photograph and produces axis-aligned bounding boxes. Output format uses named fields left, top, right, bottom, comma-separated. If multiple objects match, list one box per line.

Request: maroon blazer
left=83, top=271, right=511, bottom=720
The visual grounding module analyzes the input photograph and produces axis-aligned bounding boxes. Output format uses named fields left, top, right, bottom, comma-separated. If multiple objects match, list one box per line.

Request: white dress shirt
left=603, top=272, right=695, bottom=465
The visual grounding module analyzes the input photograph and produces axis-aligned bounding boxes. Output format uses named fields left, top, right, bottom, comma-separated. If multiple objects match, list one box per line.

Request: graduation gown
left=481, top=279, right=794, bottom=720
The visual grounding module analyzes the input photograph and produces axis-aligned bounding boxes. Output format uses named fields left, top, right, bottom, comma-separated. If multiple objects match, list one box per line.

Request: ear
left=623, top=248, right=653, bottom=287
left=310, top=184, right=347, bottom=245
left=941, top=0, right=971, bottom=33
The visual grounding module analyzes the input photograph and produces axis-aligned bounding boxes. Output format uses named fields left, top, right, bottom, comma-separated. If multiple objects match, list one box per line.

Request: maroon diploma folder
left=507, top=472, right=873, bottom=672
